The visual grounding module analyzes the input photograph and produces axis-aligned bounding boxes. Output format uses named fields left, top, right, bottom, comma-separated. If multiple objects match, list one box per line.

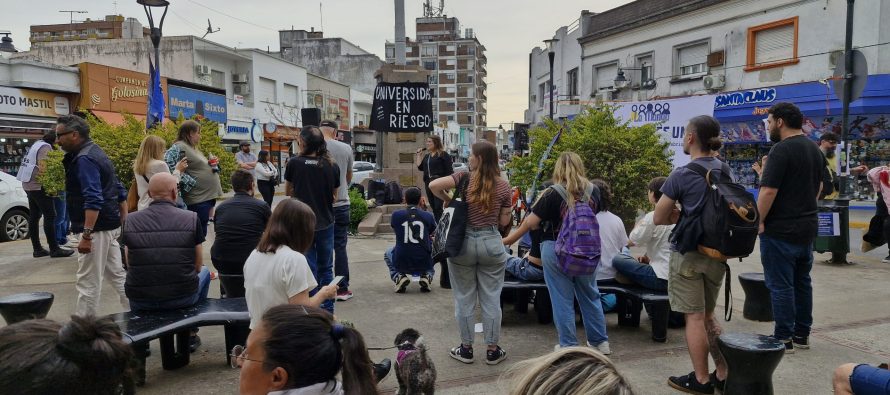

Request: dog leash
left=367, top=345, right=398, bottom=350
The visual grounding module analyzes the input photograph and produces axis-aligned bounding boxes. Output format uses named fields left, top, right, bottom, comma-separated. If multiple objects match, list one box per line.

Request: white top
left=255, top=161, right=279, bottom=181
left=135, top=159, right=181, bottom=211
left=595, top=210, right=629, bottom=280
left=326, top=138, right=353, bottom=207
left=243, top=245, right=318, bottom=329
left=628, top=211, right=674, bottom=280
left=270, top=381, right=343, bottom=395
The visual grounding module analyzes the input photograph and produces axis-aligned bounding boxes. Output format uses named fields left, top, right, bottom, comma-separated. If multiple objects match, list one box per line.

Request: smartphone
left=329, top=276, right=345, bottom=286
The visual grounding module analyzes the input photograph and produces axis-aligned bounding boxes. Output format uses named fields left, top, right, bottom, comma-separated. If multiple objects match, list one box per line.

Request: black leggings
left=257, top=180, right=275, bottom=207
left=25, top=189, right=58, bottom=251
left=863, top=192, right=890, bottom=247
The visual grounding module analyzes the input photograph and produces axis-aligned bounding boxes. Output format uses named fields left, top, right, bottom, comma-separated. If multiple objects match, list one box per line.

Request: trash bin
left=813, top=199, right=850, bottom=261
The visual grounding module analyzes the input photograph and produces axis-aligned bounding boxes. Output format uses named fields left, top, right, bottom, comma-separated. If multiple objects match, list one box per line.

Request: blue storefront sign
left=713, top=74, right=890, bottom=143
left=168, top=85, right=227, bottom=124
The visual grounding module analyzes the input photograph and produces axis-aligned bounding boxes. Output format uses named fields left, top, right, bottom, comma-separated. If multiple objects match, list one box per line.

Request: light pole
left=544, top=38, right=559, bottom=120
left=138, top=0, right=169, bottom=127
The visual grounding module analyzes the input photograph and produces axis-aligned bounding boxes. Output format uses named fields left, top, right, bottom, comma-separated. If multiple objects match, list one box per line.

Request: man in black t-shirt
left=758, top=102, right=828, bottom=353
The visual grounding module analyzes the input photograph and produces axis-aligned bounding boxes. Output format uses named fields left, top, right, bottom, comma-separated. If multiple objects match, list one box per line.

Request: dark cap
left=239, top=141, right=251, bottom=146
left=320, top=120, right=338, bottom=129
left=819, top=132, right=839, bottom=143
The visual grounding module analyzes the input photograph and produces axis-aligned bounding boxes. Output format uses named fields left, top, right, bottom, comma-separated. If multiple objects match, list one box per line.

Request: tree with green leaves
left=506, top=106, right=673, bottom=230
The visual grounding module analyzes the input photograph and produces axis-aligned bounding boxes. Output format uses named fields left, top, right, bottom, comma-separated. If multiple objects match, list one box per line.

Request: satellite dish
left=202, top=19, right=221, bottom=39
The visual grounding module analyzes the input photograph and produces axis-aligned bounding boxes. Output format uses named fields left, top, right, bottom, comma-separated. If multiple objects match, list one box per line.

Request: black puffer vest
left=122, top=200, right=198, bottom=300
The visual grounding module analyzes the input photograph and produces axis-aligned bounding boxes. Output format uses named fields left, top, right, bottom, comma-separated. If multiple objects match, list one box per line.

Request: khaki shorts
left=668, top=251, right=726, bottom=313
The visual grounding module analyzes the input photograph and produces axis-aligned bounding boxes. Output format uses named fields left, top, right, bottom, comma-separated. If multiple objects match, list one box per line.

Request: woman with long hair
left=164, top=120, right=222, bottom=238
left=243, top=199, right=338, bottom=329
left=415, top=134, right=455, bottom=288
left=502, top=347, right=634, bottom=395
left=235, top=304, right=379, bottom=395
left=429, top=141, right=513, bottom=365
left=502, top=151, right=611, bottom=353
left=134, top=135, right=186, bottom=211
left=282, top=126, right=340, bottom=314
left=254, top=150, right=278, bottom=206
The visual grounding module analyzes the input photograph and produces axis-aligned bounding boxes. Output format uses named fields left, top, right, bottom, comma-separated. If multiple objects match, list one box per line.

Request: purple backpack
left=552, top=183, right=601, bottom=276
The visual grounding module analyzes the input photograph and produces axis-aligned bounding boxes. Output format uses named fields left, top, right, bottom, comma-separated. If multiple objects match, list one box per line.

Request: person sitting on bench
left=502, top=218, right=544, bottom=282
left=0, top=315, right=133, bottom=394
left=385, top=187, right=437, bottom=293
left=612, top=176, right=673, bottom=292
left=122, top=172, right=211, bottom=352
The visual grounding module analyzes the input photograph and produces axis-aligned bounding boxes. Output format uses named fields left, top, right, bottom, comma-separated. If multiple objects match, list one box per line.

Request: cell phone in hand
left=329, top=276, right=345, bottom=286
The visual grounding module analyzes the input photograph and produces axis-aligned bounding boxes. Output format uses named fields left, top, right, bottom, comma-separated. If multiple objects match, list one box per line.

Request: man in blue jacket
left=384, top=187, right=436, bottom=293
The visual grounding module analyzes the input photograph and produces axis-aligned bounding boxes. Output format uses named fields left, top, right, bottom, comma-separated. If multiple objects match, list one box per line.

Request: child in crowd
left=385, top=187, right=437, bottom=293
left=612, top=176, right=674, bottom=292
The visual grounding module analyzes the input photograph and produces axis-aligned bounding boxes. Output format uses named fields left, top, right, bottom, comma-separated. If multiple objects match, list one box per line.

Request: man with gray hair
left=320, top=119, right=355, bottom=301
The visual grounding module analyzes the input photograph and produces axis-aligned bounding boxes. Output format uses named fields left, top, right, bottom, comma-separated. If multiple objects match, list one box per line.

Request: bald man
left=121, top=172, right=210, bottom=352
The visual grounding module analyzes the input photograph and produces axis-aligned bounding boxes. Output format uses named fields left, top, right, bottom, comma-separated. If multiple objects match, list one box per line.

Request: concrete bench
left=106, top=297, right=249, bottom=389
left=502, top=278, right=552, bottom=324
left=598, top=280, right=672, bottom=343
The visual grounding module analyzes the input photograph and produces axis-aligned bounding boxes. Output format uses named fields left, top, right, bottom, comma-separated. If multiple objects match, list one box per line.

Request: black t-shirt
left=418, top=152, right=454, bottom=184
left=760, top=134, right=827, bottom=244
left=529, top=229, right=543, bottom=259
left=531, top=184, right=600, bottom=241
left=211, top=193, right=271, bottom=273
left=284, top=155, right=341, bottom=230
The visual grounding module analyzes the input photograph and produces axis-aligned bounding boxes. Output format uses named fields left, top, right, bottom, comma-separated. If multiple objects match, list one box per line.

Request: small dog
left=393, top=328, right=437, bottom=395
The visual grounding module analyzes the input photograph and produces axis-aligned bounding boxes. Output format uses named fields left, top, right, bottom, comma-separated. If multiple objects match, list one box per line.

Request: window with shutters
left=746, top=17, right=799, bottom=71
left=283, top=84, right=299, bottom=107
left=675, top=41, right=709, bottom=77
left=258, top=77, right=277, bottom=104
left=594, top=63, right=618, bottom=91
left=566, top=68, right=579, bottom=97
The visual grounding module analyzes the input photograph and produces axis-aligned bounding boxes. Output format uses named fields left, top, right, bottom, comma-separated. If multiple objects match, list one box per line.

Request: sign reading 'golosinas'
left=369, top=82, right=434, bottom=133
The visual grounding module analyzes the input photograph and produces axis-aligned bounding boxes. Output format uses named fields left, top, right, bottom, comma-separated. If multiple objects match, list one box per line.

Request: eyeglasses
left=56, top=131, right=75, bottom=137
left=229, top=345, right=269, bottom=368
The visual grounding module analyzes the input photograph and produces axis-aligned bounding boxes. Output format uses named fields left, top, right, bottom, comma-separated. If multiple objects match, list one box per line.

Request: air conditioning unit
left=194, top=65, right=210, bottom=75
left=703, top=74, right=726, bottom=90
left=232, top=73, right=249, bottom=84
left=233, top=84, right=250, bottom=95
left=595, top=89, right=612, bottom=103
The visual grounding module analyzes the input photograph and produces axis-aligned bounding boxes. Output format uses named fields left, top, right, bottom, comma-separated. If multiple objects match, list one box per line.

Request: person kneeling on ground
left=236, top=304, right=381, bottom=395
left=122, top=172, right=211, bottom=352
left=833, top=362, right=890, bottom=395
left=0, top=315, right=133, bottom=395
left=385, top=187, right=437, bottom=293
left=613, top=176, right=673, bottom=292
left=502, top=347, right=634, bottom=395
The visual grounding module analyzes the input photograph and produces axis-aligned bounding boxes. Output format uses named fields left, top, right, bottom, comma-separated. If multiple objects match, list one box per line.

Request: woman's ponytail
left=337, top=325, right=379, bottom=395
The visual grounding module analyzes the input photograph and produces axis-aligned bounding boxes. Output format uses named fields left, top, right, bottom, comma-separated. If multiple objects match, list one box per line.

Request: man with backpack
left=655, top=115, right=730, bottom=394
left=758, top=103, right=828, bottom=354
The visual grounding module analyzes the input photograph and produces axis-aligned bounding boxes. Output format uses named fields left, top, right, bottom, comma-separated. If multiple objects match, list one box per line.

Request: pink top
left=867, top=166, right=890, bottom=209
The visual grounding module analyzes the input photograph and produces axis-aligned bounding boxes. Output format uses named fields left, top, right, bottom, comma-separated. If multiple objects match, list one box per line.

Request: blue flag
left=146, top=58, right=165, bottom=129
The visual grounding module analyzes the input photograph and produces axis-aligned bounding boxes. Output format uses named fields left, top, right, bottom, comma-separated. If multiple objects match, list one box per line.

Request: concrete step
left=357, top=211, right=383, bottom=235
left=376, top=223, right=395, bottom=234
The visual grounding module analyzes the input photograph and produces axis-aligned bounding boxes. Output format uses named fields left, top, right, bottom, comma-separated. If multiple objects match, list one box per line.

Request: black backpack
left=368, top=179, right=387, bottom=203
left=685, top=162, right=760, bottom=260
left=384, top=181, right=404, bottom=204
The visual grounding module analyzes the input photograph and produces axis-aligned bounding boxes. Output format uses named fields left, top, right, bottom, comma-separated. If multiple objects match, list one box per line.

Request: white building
left=526, top=20, right=583, bottom=125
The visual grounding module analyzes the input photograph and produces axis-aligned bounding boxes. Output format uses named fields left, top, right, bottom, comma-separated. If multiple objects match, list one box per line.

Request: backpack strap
left=686, top=161, right=733, bottom=185
left=550, top=184, right=570, bottom=204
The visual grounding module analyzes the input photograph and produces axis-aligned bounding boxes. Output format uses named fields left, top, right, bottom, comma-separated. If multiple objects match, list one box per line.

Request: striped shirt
left=451, top=172, right=511, bottom=228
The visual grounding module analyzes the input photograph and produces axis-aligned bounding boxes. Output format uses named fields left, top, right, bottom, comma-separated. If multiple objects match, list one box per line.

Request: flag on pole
left=146, top=58, right=165, bottom=129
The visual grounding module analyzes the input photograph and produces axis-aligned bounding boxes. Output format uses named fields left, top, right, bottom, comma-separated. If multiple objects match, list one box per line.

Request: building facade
left=526, top=21, right=583, bottom=125
left=30, top=15, right=147, bottom=43
left=385, top=15, right=488, bottom=159
left=279, top=29, right=383, bottom=95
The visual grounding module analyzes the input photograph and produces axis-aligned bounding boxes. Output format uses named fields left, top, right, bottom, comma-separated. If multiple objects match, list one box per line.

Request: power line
left=186, top=0, right=278, bottom=32
left=170, top=10, right=206, bottom=35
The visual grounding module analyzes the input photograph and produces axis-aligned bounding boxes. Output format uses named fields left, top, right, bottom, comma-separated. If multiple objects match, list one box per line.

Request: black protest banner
left=369, top=82, right=434, bottom=132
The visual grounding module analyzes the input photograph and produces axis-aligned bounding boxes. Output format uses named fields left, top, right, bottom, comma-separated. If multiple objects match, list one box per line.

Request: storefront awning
left=90, top=110, right=146, bottom=126
left=0, top=115, right=56, bottom=132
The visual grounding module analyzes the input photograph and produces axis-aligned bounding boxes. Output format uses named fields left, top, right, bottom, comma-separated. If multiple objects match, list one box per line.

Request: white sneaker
left=588, top=340, right=612, bottom=355
left=65, top=235, right=80, bottom=248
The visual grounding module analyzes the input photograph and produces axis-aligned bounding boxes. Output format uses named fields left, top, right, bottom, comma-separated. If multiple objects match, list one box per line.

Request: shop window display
left=0, top=138, right=34, bottom=176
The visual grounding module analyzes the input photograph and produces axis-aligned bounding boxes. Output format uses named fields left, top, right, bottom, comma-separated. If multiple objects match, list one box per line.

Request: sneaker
left=449, top=344, right=474, bottom=364
left=862, top=240, right=877, bottom=253
left=33, top=248, right=50, bottom=258
left=65, top=236, right=80, bottom=248
left=394, top=275, right=410, bottom=293
left=49, top=248, right=75, bottom=258
left=781, top=339, right=794, bottom=354
left=792, top=335, right=810, bottom=350
left=883, top=255, right=890, bottom=263
left=419, top=275, right=432, bottom=293
left=336, top=290, right=354, bottom=301
left=588, top=340, right=612, bottom=355
left=668, top=371, right=715, bottom=395
left=485, top=346, right=507, bottom=365
left=188, top=335, right=202, bottom=353
left=709, top=370, right=725, bottom=392
left=373, top=359, right=392, bottom=383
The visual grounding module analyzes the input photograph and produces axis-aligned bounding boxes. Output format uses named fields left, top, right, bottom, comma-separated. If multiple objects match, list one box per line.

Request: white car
left=452, top=162, right=469, bottom=173
left=0, top=171, right=30, bottom=242
left=352, top=161, right=375, bottom=186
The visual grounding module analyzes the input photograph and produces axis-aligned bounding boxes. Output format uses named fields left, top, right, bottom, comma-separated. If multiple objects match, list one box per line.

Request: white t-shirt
left=243, top=245, right=318, bottom=329
left=628, top=211, right=674, bottom=280
left=595, top=211, right=629, bottom=280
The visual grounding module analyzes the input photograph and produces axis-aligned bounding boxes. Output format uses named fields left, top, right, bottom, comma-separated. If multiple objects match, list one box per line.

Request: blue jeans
left=306, top=225, right=335, bottom=313
left=448, top=226, right=508, bottom=346
left=541, top=240, right=608, bottom=347
left=186, top=199, right=216, bottom=239
left=333, top=205, right=351, bottom=291
left=384, top=247, right=435, bottom=282
left=505, top=256, right=544, bottom=281
left=54, top=193, right=69, bottom=245
left=759, top=234, right=814, bottom=340
left=129, top=267, right=212, bottom=311
left=851, top=364, right=890, bottom=395
left=612, top=253, right=668, bottom=292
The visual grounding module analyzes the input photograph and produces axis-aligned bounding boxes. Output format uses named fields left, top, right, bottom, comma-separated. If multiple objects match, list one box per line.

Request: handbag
left=431, top=174, right=470, bottom=261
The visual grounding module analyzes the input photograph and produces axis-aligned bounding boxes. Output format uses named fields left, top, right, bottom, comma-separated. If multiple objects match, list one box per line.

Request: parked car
left=352, top=161, right=375, bottom=186
left=0, top=171, right=29, bottom=242
left=453, top=162, right=469, bottom=173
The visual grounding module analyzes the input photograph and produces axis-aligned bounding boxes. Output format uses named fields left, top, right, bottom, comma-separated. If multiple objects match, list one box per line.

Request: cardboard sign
left=369, top=82, right=433, bottom=132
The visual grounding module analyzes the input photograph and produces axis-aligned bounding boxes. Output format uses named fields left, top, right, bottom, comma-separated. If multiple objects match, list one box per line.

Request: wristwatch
left=82, top=228, right=94, bottom=240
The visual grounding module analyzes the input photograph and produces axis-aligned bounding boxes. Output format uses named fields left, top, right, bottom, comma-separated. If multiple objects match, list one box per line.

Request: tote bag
left=431, top=174, right=470, bottom=261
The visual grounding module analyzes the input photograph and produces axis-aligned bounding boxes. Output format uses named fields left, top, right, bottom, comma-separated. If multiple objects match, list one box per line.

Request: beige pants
left=74, top=228, right=129, bottom=316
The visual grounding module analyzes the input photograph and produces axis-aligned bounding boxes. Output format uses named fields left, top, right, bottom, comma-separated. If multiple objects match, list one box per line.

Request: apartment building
left=30, top=15, right=147, bottom=43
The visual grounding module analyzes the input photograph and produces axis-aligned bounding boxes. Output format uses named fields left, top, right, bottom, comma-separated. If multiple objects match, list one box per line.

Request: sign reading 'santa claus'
left=369, top=82, right=434, bottom=133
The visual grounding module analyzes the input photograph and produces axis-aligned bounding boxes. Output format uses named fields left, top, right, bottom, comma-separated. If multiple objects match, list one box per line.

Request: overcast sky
left=1, top=0, right=632, bottom=128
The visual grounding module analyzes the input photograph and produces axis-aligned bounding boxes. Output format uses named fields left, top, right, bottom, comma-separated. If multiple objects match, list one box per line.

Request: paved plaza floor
left=2, top=198, right=889, bottom=394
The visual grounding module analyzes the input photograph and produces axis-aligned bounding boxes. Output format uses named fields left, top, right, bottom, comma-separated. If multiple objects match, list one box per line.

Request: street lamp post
left=544, top=38, right=559, bottom=120
left=138, top=0, right=169, bottom=127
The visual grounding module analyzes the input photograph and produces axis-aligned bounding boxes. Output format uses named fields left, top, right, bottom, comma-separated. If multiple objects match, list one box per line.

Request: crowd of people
left=6, top=103, right=889, bottom=395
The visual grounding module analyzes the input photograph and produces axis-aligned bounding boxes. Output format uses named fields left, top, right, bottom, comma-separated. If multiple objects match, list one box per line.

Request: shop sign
left=355, top=143, right=375, bottom=153
left=339, top=98, right=350, bottom=129
left=227, top=123, right=251, bottom=134
left=79, top=63, right=167, bottom=116
left=0, top=86, right=70, bottom=117
left=234, top=94, right=244, bottom=106
left=714, top=88, right=777, bottom=109
left=168, top=85, right=227, bottom=124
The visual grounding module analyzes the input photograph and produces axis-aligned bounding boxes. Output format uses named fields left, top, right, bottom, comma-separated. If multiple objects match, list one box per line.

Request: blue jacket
left=63, top=140, right=127, bottom=233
